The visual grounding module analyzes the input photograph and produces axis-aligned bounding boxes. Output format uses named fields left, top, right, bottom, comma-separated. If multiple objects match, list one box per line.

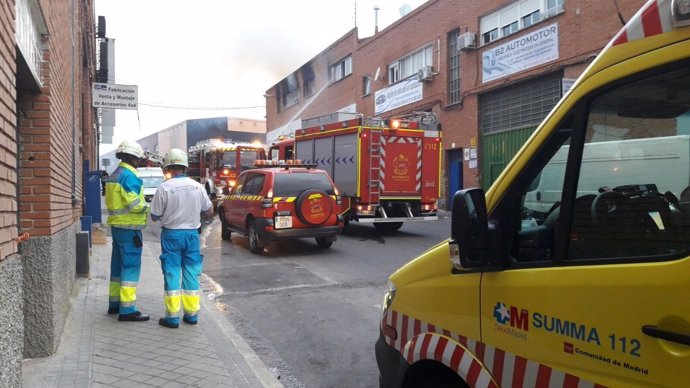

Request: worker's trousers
left=109, top=227, right=144, bottom=315
left=160, top=228, right=203, bottom=325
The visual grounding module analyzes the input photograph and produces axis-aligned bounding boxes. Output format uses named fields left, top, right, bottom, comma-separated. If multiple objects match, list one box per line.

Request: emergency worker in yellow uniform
left=105, top=140, right=150, bottom=322
left=150, top=149, right=213, bottom=328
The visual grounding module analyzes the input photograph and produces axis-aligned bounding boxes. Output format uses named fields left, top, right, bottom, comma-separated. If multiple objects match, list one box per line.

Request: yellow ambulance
left=375, top=0, right=690, bottom=387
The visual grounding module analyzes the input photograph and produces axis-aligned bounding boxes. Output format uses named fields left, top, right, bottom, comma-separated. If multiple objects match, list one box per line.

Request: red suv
left=217, top=165, right=343, bottom=253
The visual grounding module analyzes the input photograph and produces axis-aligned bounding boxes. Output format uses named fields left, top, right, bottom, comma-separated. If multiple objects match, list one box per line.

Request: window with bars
left=448, top=29, right=461, bottom=105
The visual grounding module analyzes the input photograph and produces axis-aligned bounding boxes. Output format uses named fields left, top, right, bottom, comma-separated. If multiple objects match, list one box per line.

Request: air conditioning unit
left=457, top=31, right=477, bottom=50
left=417, top=65, right=434, bottom=82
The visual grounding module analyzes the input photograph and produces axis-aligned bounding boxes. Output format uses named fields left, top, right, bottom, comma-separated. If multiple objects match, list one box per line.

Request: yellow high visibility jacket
left=106, top=163, right=148, bottom=229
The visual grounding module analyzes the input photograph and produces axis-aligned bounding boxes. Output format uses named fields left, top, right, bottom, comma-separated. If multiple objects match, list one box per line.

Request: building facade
left=0, top=0, right=98, bottom=384
left=265, top=0, right=645, bottom=208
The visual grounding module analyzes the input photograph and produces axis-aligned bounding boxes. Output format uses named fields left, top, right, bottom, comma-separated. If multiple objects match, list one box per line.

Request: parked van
left=376, top=1, right=690, bottom=387
left=137, top=167, right=165, bottom=202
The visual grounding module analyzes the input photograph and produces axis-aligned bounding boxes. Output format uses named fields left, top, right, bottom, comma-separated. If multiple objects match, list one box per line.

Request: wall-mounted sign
left=374, top=76, right=423, bottom=115
left=482, top=23, right=559, bottom=83
left=562, top=78, right=576, bottom=95
left=92, top=83, right=138, bottom=110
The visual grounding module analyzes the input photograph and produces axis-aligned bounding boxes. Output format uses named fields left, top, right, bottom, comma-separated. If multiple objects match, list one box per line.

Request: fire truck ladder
left=368, top=129, right=382, bottom=206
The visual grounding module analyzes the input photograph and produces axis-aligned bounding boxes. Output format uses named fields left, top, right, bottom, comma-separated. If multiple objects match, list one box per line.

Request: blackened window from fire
left=448, top=28, right=461, bottom=105
left=301, top=65, right=315, bottom=98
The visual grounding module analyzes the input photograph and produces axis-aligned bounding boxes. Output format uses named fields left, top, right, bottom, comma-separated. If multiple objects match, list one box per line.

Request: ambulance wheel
left=247, top=219, right=264, bottom=254
left=408, top=362, right=467, bottom=388
left=295, top=189, right=333, bottom=226
left=315, top=236, right=333, bottom=249
left=374, top=222, right=403, bottom=233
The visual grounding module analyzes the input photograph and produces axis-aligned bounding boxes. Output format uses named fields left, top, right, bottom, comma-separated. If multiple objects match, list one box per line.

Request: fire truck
left=142, top=151, right=164, bottom=168
left=187, top=139, right=267, bottom=203
left=271, top=113, right=441, bottom=232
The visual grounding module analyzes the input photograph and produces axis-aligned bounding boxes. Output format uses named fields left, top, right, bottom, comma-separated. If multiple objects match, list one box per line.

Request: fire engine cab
left=270, top=113, right=442, bottom=232
left=187, top=139, right=266, bottom=203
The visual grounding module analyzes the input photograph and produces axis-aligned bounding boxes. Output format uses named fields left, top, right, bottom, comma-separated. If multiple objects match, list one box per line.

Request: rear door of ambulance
left=478, top=5, right=690, bottom=387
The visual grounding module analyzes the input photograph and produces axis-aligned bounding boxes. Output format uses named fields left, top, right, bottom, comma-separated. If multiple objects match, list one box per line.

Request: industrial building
left=264, top=0, right=645, bottom=208
left=100, top=116, right=266, bottom=173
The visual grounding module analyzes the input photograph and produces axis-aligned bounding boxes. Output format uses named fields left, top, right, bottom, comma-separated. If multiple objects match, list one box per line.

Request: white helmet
left=163, top=148, right=188, bottom=168
left=116, top=140, right=144, bottom=159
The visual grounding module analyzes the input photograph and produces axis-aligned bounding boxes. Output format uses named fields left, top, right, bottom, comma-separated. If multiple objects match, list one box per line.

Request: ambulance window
left=514, top=121, right=572, bottom=262
left=567, top=64, right=690, bottom=261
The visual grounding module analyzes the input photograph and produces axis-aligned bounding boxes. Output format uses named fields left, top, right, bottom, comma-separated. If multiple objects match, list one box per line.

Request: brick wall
left=18, top=0, right=95, bottom=237
left=0, top=0, right=18, bottom=259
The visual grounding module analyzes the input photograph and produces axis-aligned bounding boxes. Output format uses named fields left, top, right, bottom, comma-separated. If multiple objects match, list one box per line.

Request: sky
left=96, top=0, right=426, bottom=154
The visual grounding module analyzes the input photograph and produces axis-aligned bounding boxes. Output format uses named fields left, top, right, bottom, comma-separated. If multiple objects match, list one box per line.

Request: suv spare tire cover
left=295, top=189, right=333, bottom=226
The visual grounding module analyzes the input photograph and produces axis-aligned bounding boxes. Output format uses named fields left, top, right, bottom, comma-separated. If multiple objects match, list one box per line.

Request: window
left=242, top=173, right=265, bottom=195
left=388, top=45, right=433, bottom=84
left=330, top=55, right=352, bottom=83
left=363, top=76, right=372, bottom=96
left=301, top=65, right=315, bottom=97
left=483, top=28, right=498, bottom=45
left=501, top=21, right=518, bottom=37
left=273, top=173, right=336, bottom=196
left=448, top=29, right=461, bottom=105
left=522, top=10, right=541, bottom=28
left=510, top=62, right=690, bottom=264
left=480, top=0, right=561, bottom=45
left=303, top=80, right=314, bottom=97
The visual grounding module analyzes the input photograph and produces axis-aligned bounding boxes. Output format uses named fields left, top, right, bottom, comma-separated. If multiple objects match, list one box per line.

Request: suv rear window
left=273, top=173, right=335, bottom=196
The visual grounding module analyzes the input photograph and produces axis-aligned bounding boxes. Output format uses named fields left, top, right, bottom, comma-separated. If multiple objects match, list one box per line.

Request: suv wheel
left=218, top=208, right=232, bottom=240
left=295, top=189, right=334, bottom=226
left=247, top=220, right=264, bottom=254
left=315, top=236, right=333, bottom=249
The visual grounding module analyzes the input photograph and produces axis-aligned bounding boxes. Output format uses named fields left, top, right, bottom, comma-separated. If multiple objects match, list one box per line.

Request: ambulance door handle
left=642, top=325, right=690, bottom=346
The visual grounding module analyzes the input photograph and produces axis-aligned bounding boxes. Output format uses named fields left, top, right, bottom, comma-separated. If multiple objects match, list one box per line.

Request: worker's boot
left=118, top=311, right=150, bottom=322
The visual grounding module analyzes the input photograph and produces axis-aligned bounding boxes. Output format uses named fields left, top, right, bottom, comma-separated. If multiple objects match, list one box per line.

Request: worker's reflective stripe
left=121, top=285, right=137, bottom=303
left=182, top=290, right=200, bottom=314
left=126, top=197, right=142, bottom=210
left=108, top=208, right=129, bottom=215
left=120, top=301, right=135, bottom=308
left=165, top=292, right=182, bottom=317
left=108, top=281, right=120, bottom=302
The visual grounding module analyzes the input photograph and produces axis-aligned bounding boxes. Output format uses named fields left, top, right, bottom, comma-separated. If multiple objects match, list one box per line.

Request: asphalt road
left=197, top=213, right=452, bottom=388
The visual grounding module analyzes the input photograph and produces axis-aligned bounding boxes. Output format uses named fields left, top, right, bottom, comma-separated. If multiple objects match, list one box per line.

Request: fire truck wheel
left=315, top=236, right=333, bottom=249
left=373, top=222, right=404, bottom=233
left=247, top=219, right=264, bottom=254
left=295, top=189, right=333, bottom=226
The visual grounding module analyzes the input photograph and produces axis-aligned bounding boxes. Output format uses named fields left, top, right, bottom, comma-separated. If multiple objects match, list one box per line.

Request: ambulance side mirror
left=450, top=188, right=488, bottom=268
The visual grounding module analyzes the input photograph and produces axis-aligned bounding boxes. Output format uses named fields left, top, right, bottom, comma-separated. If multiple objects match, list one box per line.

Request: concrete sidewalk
left=22, top=235, right=283, bottom=388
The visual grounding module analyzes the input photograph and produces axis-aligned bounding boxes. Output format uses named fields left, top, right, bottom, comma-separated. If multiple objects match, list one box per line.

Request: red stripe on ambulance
left=383, top=310, right=606, bottom=388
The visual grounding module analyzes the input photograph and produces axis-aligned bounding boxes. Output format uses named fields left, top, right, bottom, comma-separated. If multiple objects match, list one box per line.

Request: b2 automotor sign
left=91, top=83, right=138, bottom=110
left=482, top=23, right=559, bottom=83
